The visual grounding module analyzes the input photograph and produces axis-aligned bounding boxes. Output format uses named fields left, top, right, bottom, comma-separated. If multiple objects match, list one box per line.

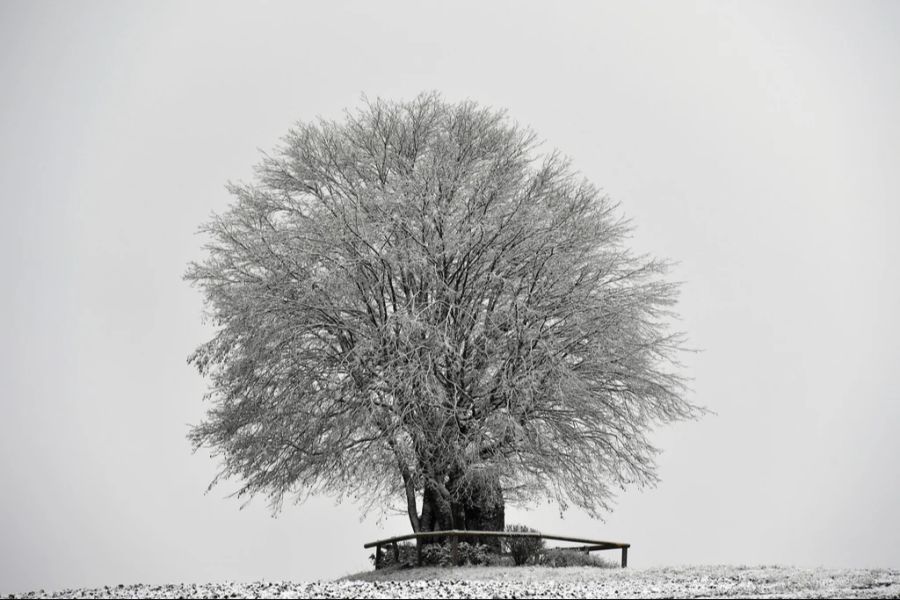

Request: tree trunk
left=458, top=471, right=505, bottom=551
left=462, top=474, right=504, bottom=530
left=414, top=469, right=505, bottom=551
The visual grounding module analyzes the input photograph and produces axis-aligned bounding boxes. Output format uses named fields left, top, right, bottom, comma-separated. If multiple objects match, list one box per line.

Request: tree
left=186, top=92, right=703, bottom=536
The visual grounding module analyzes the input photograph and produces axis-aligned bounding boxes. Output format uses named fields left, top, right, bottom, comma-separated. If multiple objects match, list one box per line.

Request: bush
left=369, top=540, right=495, bottom=568
left=420, top=541, right=493, bottom=567
left=537, top=548, right=619, bottom=568
left=503, top=524, right=545, bottom=566
left=451, top=541, right=493, bottom=566
left=368, top=541, right=417, bottom=568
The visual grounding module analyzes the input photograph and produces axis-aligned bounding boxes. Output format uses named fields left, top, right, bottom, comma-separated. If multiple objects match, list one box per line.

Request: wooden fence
left=364, top=530, right=630, bottom=569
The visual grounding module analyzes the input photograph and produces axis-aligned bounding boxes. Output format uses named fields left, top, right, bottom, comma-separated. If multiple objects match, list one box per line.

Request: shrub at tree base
left=371, top=541, right=495, bottom=568
left=368, top=525, right=617, bottom=570
left=503, top=524, right=545, bottom=566
left=370, top=542, right=618, bottom=569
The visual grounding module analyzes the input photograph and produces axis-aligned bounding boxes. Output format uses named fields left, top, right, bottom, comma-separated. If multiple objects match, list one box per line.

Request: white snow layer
left=6, top=565, right=900, bottom=599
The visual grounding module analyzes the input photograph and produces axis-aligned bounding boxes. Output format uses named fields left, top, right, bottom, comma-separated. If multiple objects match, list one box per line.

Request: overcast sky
left=2, top=0, right=899, bottom=594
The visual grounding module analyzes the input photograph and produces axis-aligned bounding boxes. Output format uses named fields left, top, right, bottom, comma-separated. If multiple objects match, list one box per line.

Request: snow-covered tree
left=186, top=92, right=702, bottom=534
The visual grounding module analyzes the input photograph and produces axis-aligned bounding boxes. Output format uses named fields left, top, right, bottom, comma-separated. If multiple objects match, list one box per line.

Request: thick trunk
left=456, top=471, right=505, bottom=551
left=398, top=466, right=421, bottom=532
left=462, top=473, right=505, bottom=532
left=412, top=470, right=505, bottom=550
left=422, top=481, right=454, bottom=531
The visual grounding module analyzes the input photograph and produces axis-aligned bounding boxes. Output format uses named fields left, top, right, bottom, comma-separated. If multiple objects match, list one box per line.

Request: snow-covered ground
left=6, top=566, right=900, bottom=598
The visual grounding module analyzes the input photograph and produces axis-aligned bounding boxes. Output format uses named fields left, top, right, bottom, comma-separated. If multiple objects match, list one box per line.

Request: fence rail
left=364, top=530, right=630, bottom=569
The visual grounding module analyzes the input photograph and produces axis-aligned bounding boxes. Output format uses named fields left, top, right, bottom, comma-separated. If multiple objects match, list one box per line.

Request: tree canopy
left=186, top=92, right=702, bottom=532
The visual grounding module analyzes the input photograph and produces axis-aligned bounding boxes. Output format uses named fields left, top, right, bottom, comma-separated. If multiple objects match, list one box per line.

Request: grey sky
left=1, top=0, right=899, bottom=593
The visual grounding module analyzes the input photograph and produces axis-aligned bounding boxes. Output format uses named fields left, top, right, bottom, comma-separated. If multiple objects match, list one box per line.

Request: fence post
left=375, top=544, right=382, bottom=570
left=450, top=533, right=459, bottom=566
left=416, top=537, right=423, bottom=566
left=621, top=546, right=628, bottom=568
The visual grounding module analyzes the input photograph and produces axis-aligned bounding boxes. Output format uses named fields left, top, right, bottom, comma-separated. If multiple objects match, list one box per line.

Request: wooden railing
left=364, top=530, right=630, bottom=569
